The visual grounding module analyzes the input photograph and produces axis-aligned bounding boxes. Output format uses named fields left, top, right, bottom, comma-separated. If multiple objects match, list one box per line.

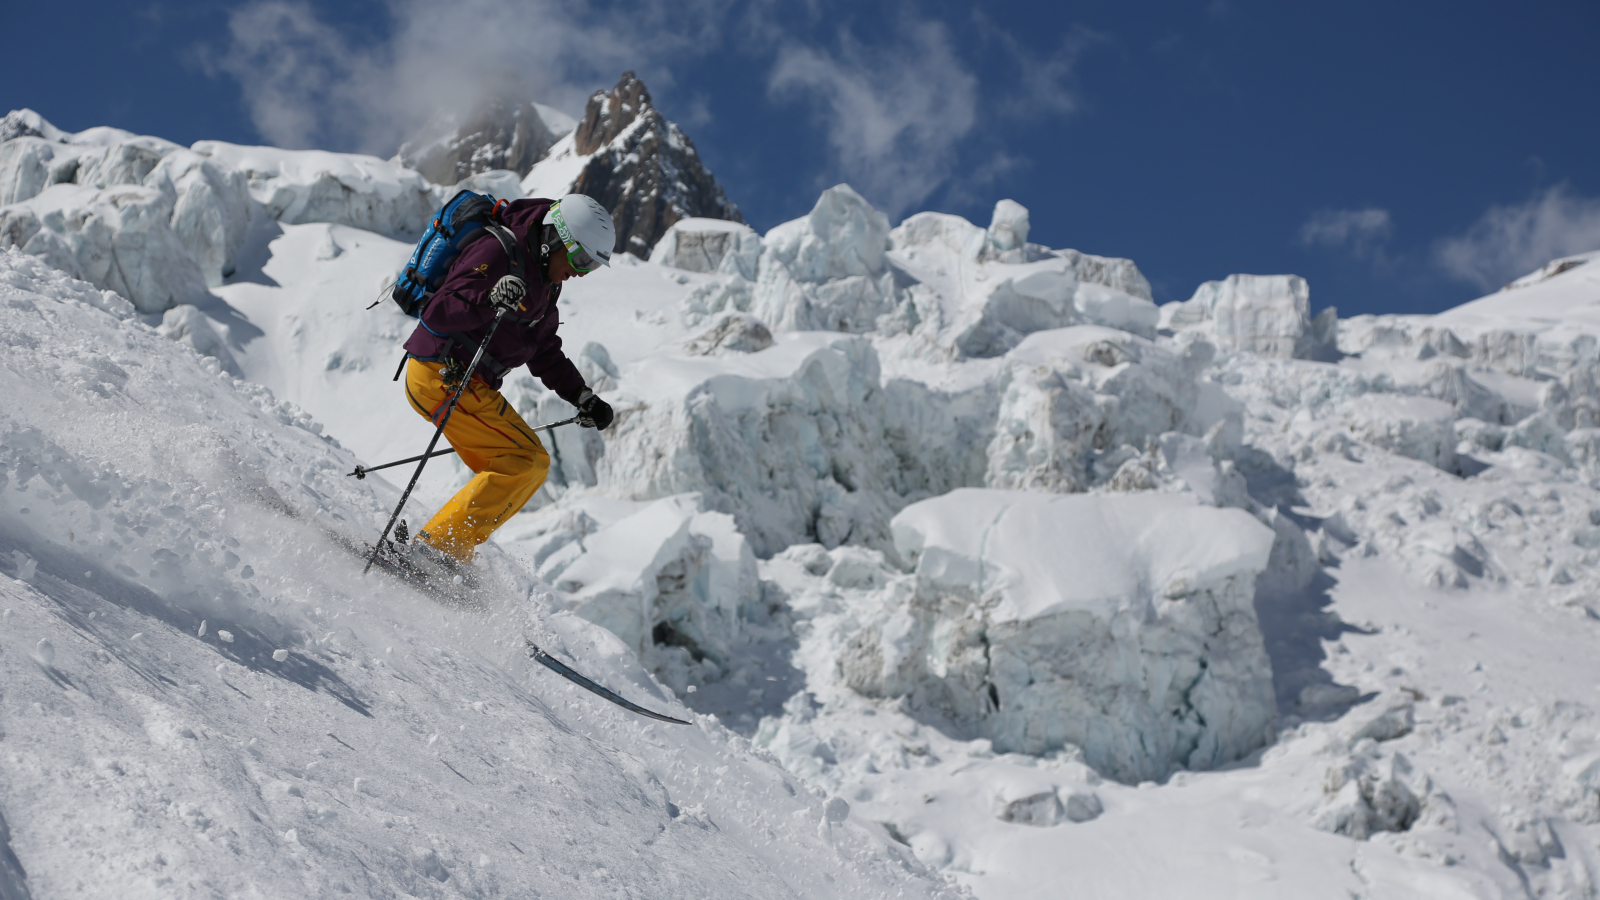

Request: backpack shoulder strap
left=482, top=223, right=527, bottom=281
left=476, top=222, right=544, bottom=328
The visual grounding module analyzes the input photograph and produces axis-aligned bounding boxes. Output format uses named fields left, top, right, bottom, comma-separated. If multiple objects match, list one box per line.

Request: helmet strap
left=538, top=223, right=560, bottom=279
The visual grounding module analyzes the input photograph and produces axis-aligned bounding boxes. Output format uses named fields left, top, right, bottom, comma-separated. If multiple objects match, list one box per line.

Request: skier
left=397, top=193, right=615, bottom=576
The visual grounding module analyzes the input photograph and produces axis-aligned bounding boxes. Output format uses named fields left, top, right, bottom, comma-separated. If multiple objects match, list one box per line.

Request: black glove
left=488, top=275, right=526, bottom=313
left=576, top=389, right=613, bottom=431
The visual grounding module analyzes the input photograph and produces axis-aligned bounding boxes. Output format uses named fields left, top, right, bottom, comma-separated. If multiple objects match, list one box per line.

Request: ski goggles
left=550, top=202, right=600, bottom=273
left=566, top=244, right=600, bottom=273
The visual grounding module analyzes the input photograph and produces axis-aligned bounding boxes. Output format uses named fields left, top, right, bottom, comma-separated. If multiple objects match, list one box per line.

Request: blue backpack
left=386, top=190, right=519, bottom=317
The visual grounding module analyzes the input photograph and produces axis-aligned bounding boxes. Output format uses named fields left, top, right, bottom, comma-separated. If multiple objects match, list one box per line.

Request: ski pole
left=364, top=308, right=509, bottom=575
left=347, top=416, right=579, bottom=479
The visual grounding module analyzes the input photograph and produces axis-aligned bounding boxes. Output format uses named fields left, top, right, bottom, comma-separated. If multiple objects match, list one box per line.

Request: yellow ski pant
left=404, top=357, right=550, bottom=562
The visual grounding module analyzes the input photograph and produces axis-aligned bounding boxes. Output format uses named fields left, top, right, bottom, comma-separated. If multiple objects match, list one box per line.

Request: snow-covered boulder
left=950, top=268, right=1078, bottom=357
left=1074, top=281, right=1160, bottom=338
left=892, top=210, right=989, bottom=262
left=191, top=141, right=442, bottom=236
left=753, top=184, right=900, bottom=333
left=652, top=217, right=762, bottom=279
left=840, top=490, right=1277, bottom=783
left=1164, top=274, right=1337, bottom=360
left=1056, top=248, right=1154, bottom=302
left=984, top=361, right=1105, bottom=492
left=679, top=276, right=757, bottom=328
left=686, top=311, right=775, bottom=355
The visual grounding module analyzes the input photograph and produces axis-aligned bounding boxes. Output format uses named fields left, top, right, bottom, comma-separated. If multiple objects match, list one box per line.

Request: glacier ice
left=986, top=199, right=1030, bottom=254
left=1164, top=273, right=1337, bottom=360
left=653, top=217, right=762, bottom=279
left=836, top=490, right=1278, bottom=783
left=192, top=141, right=442, bottom=236
left=0, top=183, right=210, bottom=312
left=753, top=184, right=899, bottom=334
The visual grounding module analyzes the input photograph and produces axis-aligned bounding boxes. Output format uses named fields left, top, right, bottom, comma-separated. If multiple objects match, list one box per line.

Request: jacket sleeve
left=525, top=314, right=588, bottom=405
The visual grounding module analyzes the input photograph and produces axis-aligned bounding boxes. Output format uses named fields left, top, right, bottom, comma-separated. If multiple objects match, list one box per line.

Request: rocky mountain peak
left=394, top=91, right=559, bottom=185
left=569, top=72, right=742, bottom=257
left=574, top=71, right=651, bottom=155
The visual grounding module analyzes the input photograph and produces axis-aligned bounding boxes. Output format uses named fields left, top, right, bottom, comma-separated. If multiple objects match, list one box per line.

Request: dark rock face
left=396, top=94, right=558, bottom=185
left=569, top=72, right=742, bottom=258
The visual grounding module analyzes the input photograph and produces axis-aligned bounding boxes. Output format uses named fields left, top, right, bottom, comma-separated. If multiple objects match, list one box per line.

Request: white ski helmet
left=550, top=193, right=615, bottom=268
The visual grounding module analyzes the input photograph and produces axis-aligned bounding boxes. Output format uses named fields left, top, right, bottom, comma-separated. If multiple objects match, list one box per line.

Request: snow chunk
left=161, top=305, right=243, bottom=376
left=986, top=327, right=1215, bottom=492
left=986, top=199, right=1030, bottom=253
left=753, top=184, right=898, bottom=333
left=546, top=495, right=756, bottom=668
left=1163, top=274, right=1336, bottom=360
left=887, top=208, right=1155, bottom=356
left=144, top=149, right=253, bottom=286
left=596, top=333, right=908, bottom=555
left=844, top=489, right=1277, bottom=783
left=652, top=217, right=761, bottom=279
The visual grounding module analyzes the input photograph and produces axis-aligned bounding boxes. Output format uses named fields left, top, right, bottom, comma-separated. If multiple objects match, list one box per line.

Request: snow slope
left=0, top=248, right=959, bottom=899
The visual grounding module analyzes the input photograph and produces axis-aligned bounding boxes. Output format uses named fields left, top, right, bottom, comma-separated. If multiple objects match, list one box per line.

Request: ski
left=524, top=639, right=690, bottom=725
left=343, top=531, right=688, bottom=724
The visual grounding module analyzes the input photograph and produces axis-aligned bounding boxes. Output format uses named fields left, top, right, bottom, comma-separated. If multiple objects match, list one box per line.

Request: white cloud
left=206, top=0, right=725, bottom=154
left=970, top=16, right=1101, bottom=121
left=205, top=1, right=1093, bottom=226
left=1435, top=185, right=1600, bottom=291
left=767, top=19, right=979, bottom=220
left=1300, top=207, right=1394, bottom=258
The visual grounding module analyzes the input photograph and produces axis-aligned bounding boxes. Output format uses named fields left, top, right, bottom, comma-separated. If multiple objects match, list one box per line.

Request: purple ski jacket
left=402, top=198, right=587, bottom=402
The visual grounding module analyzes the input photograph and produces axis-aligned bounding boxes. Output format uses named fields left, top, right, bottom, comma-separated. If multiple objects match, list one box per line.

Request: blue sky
left=5, top=0, right=1597, bottom=315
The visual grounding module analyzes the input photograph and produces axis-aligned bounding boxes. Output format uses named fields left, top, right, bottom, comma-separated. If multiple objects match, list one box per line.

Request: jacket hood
left=501, top=198, right=554, bottom=247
